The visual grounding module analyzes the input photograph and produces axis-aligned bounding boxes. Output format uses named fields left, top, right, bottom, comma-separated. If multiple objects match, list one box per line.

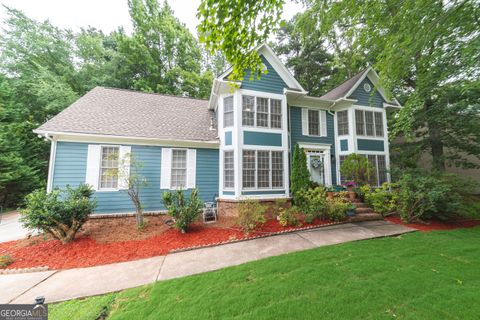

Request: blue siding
left=340, top=139, right=348, bottom=151
left=289, top=106, right=337, bottom=184
left=240, top=56, right=287, bottom=94
left=357, top=139, right=385, bottom=151
left=52, top=142, right=218, bottom=214
left=348, top=77, right=385, bottom=108
left=223, top=191, right=235, bottom=195
left=225, top=131, right=232, bottom=146
left=243, top=131, right=282, bottom=147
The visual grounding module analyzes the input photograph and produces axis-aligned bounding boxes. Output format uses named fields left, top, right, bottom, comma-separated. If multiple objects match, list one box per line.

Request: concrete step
left=348, top=213, right=383, bottom=222
left=355, top=207, right=374, bottom=214
left=354, top=203, right=369, bottom=208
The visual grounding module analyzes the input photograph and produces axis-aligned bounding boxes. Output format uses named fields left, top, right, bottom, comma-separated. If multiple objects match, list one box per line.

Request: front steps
left=346, top=198, right=383, bottom=222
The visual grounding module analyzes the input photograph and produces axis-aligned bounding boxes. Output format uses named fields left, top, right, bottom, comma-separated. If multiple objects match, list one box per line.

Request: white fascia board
left=345, top=68, right=400, bottom=106
left=33, top=130, right=220, bottom=149
left=208, top=79, right=241, bottom=110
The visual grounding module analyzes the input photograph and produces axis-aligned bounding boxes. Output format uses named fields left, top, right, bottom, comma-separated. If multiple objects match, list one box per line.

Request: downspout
left=41, top=133, right=56, bottom=192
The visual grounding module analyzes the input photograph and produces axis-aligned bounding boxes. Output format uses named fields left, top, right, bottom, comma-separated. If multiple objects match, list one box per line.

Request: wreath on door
left=311, top=157, right=323, bottom=169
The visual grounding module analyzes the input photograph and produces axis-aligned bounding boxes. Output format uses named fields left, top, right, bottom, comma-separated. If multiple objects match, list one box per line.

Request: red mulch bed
left=385, top=216, right=480, bottom=232
left=0, top=216, right=333, bottom=270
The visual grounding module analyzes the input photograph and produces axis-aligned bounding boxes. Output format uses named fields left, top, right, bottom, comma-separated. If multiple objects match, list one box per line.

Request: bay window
left=355, top=109, right=384, bottom=137
left=337, top=110, right=349, bottom=135
left=241, top=95, right=282, bottom=129
left=223, top=96, right=234, bottom=127
left=223, top=151, right=234, bottom=189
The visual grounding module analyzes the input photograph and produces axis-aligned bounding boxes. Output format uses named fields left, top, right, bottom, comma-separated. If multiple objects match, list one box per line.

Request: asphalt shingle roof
left=37, top=87, right=218, bottom=142
left=320, top=69, right=368, bottom=100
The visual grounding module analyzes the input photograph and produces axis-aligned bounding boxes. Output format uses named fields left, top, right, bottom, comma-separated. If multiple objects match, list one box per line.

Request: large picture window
left=223, top=151, right=234, bottom=189
left=242, top=95, right=282, bottom=129
left=171, top=149, right=187, bottom=188
left=337, top=110, right=349, bottom=135
left=242, top=150, right=284, bottom=189
left=223, top=96, right=234, bottom=128
left=365, top=154, right=388, bottom=186
left=355, top=110, right=384, bottom=137
left=100, top=146, right=119, bottom=189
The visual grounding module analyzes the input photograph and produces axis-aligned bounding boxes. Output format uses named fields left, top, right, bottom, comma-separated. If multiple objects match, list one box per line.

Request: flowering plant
left=344, top=181, right=357, bottom=188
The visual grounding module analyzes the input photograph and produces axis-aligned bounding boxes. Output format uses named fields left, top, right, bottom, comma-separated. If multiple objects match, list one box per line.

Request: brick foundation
left=217, top=198, right=292, bottom=218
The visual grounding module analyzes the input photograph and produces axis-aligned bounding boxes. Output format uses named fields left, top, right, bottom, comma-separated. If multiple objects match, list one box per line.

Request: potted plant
left=346, top=203, right=356, bottom=216
left=344, top=181, right=357, bottom=200
left=326, top=186, right=335, bottom=200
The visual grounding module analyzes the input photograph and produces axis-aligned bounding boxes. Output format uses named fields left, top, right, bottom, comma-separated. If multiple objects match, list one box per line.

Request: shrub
left=295, top=186, right=329, bottom=217
left=363, top=183, right=397, bottom=216
left=326, top=198, right=348, bottom=221
left=278, top=207, right=299, bottom=227
left=340, top=154, right=374, bottom=186
left=0, top=254, right=14, bottom=268
left=237, top=200, right=266, bottom=233
left=20, top=184, right=96, bottom=244
left=163, top=189, right=203, bottom=233
left=291, top=144, right=310, bottom=201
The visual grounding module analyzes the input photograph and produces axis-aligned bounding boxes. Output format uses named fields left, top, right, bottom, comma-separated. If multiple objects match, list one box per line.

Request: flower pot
left=327, top=191, right=334, bottom=200
left=346, top=210, right=355, bottom=217
left=348, top=191, right=356, bottom=200
left=347, top=186, right=355, bottom=192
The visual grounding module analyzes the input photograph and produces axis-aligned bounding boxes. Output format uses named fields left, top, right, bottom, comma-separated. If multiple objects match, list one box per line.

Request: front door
left=307, top=152, right=326, bottom=185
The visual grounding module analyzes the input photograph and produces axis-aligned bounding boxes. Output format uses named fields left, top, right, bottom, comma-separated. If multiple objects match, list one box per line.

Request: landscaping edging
left=169, top=220, right=347, bottom=253
left=0, top=266, right=49, bottom=275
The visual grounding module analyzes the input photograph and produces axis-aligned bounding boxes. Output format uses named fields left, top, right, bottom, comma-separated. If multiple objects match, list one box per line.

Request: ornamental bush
left=325, top=198, right=348, bottom=221
left=363, top=183, right=398, bottom=216
left=291, top=144, right=310, bottom=201
left=340, top=153, right=374, bottom=186
left=20, top=184, right=96, bottom=244
left=295, top=186, right=328, bottom=217
left=163, top=188, right=203, bottom=233
left=236, top=200, right=266, bottom=233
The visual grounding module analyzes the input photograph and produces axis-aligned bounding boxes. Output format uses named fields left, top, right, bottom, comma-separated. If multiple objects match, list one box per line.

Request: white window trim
left=354, top=107, right=386, bottom=139
left=336, top=110, right=349, bottom=136
left=223, top=95, right=234, bottom=128
left=170, top=148, right=188, bottom=190
left=223, top=150, right=235, bottom=191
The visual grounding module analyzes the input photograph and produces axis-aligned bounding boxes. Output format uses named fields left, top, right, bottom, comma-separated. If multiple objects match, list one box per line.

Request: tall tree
left=198, top=0, right=480, bottom=171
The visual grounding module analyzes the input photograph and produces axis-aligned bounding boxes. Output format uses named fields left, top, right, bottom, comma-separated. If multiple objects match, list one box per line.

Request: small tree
left=118, top=153, right=148, bottom=227
left=163, top=189, right=203, bottom=233
left=340, top=154, right=374, bottom=186
left=20, top=184, right=96, bottom=244
left=291, top=144, right=310, bottom=198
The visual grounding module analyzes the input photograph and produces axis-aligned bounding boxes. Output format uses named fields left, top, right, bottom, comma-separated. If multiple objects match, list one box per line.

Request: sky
left=0, top=0, right=304, bottom=36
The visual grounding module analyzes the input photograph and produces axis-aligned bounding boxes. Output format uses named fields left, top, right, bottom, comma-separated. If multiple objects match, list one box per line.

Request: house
left=34, top=44, right=400, bottom=215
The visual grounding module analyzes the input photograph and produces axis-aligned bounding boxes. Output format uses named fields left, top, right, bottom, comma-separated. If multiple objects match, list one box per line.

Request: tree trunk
left=425, top=101, right=446, bottom=172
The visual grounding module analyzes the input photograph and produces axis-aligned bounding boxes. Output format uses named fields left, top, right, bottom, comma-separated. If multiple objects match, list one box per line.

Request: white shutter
left=320, top=110, right=327, bottom=136
left=301, top=108, right=309, bottom=136
left=186, top=149, right=196, bottom=189
left=160, top=148, right=172, bottom=189
left=118, top=146, right=131, bottom=189
left=86, top=145, right=101, bottom=191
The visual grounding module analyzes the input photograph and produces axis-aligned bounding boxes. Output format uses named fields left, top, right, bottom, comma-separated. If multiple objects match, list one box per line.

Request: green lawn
left=50, top=227, right=480, bottom=320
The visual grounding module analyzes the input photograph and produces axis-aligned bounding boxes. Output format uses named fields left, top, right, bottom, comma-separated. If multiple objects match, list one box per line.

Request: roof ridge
left=96, top=86, right=209, bottom=102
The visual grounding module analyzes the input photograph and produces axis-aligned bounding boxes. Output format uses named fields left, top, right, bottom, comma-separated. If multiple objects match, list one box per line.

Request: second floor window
left=337, top=110, right=349, bottom=135
left=242, top=95, right=282, bottom=129
left=223, top=96, right=234, bottom=127
left=308, top=110, right=320, bottom=136
left=355, top=110, right=384, bottom=137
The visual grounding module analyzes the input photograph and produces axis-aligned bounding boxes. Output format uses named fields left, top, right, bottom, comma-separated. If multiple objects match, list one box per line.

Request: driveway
left=0, top=211, right=33, bottom=243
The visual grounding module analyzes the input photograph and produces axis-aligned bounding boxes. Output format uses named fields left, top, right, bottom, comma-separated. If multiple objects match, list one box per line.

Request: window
left=308, top=110, right=320, bottom=136
left=355, top=110, right=364, bottom=135
left=242, top=95, right=255, bottom=126
left=242, top=150, right=256, bottom=188
left=270, top=99, right=282, bottom=128
left=374, top=112, right=384, bottom=137
left=355, top=110, right=384, bottom=137
left=242, top=150, right=284, bottom=189
left=339, top=155, right=347, bottom=185
left=223, top=96, right=234, bottom=127
left=242, top=95, right=282, bottom=129
left=171, top=149, right=187, bottom=188
left=361, top=154, right=388, bottom=186
left=337, top=110, right=349, bottom=135
left=256, top=97, right=269, bottom=127
left=100, top=146, right=119, bottom=189
left=271, top=151, right=283, bottom=188
left=224, top=151, right=234, bottom=189
left=367, top=154, right=378, bottom=185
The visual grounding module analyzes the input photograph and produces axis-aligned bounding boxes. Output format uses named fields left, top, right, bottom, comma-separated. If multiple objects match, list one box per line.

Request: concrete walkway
left=0, top=211, right=34, bottom=243
left=0, top=220, right=415, bottom=304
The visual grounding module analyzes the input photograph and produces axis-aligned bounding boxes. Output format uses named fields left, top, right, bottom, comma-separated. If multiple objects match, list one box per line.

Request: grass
left=49, top=227, right=480, bottom=320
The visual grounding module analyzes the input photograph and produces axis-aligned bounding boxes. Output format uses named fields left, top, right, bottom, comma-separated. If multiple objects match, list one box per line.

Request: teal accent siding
left=225, top=131, right=232, bottom=146
left=289, top=106, right=337, bottom=184
left=340, top=139, right=348, bottom=151
left=240, top=56, right=287, bottom=94
left=223, top=191, right=235, bottom=195
left=348, top=77, right=385, bottom=108
left=357, top=139, right=385, bottom=151
left=52, top=142, right=219, bottom=214
left=241, top=190, right=285, bottom=195
left=243, top=131, right=282, bottom=147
